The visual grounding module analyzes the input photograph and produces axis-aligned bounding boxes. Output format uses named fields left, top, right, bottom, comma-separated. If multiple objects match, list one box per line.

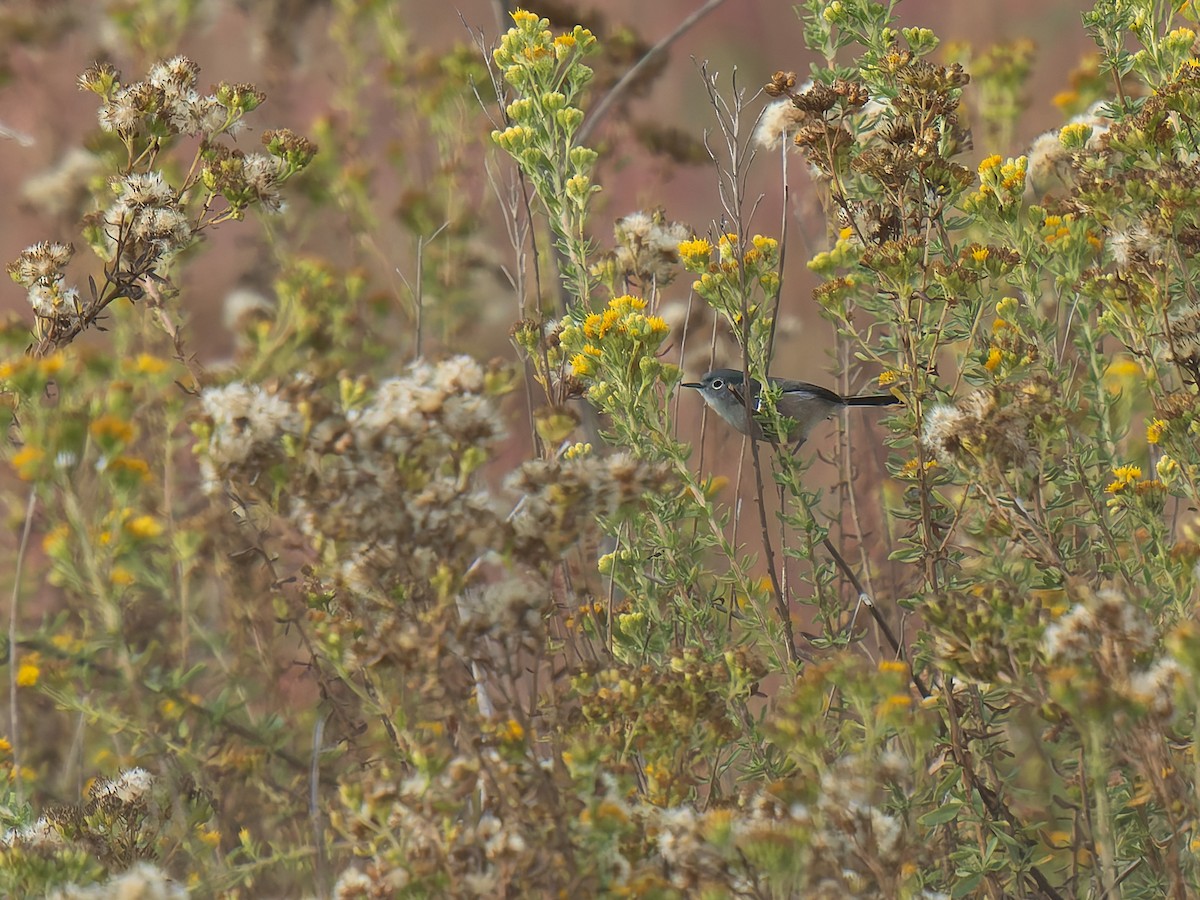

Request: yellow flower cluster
left=677, top=237, right=713, bottom=268
left=1104, top=462, right=1168, bottom=510
left=564, top=295, right=670, bottom=381
left=1146, top=418, right=1168, bottom=444
left=967, top=154, right=1027, bottom=210
left=581, top=296, right=667, bottom=341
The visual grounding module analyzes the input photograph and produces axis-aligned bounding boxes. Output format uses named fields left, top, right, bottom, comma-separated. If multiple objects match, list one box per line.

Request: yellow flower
left=42, top=523, right=70, bottom=556
left=1053, top=89, right=1079, bottom=110
left=108, top=455, right=152, bottom=480
left=197, top=826, right=221, bottom=849
left=10, top=445, right=45, bottom=480
left=1146, top=418, right=1168, bottom=443
left=878, top=370, right=900, bottom=386
left=642, top=315, right=669, bottom=337
left=0, top=737, right=11, bottom=753
left=599, top=308, right=621, bottom=336
left=609, top=294, right=646, bottom=314
left=1059, top=122, right=1093, bottom=150
left=510, top=9, right=539, bottom=26
left=38, top=353, right=65, bottom=377
left=110, top=566, right=136, bottom=587
left=1106, top=463, right=1143, bottom=494
left=125, top=515, right=164, bottom=539
left=564, top=442, right=592, bottom=460
left=582, top=313, right=604, bottom=339
left=89, top=414, right=135, bottom=444
left=751, top=234, right=778, bottom=253
left=878, top=659, right=909, bottom=675
left=897, top=458, right=938, bottom=479
left=570, top=353, right=595, bottom=378
left=123, top=353, right=170, bottom=375
left=50, top=634, right=78, bottom=655
left=979, top=154, right=1002, bottom=173
left=500, top=718, right=525, bottom=742
left=971, top=246, right=990, bottom=263
left=985, top=347, right=1002, bottom=371
left=677, top=238, right=713, bottom=263
left=16, top=654, right=41, bottom=687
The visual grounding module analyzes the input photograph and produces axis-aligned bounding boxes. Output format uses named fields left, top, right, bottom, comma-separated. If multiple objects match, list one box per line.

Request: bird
left=682, top=368, right=899, bottom=445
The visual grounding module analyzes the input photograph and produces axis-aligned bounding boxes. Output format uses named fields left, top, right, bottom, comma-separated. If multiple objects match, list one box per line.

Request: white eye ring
left=711, top=378, right=724, bottom=389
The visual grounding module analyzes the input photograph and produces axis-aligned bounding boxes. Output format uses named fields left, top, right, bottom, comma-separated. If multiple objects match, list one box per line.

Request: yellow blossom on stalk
left=609, top=294, right=646, bottom=314
left=197, top=827, right=221, bottom=849
left=16, top=654, right=41, bottom=687
left=42, top=523, right=70, bottom=556
left=1043, top=213, right=1073, bottom=244
left=500, top=718, right=525, bottom=742
left=751, top=234, right=778, bottom=254
left=564, top=441, right=592, bottom=460
left=677, top=238, right=713, bottom=266
left=51, top=635, right=84, bottom=659
left=571, top=353, right=596, bottom=377
left=898, top=458, right=938, bottom=478
left=510, top=8, right=539, bottom=25
left=1000, top=156, right=1027, bottom=192
left=108, top=455, right=152, bottom=480
left=1146, top=418, right=1168, bottom=443
left=125, top=514, right=164, bottom=539
left=625, top=314, right=669, bottom=339
left=123, top=353, right=170, bottom=375
left=878, top=370, right=900, bottom=386
left=717, top=232, right=740, bottom=262
left=985, top=347, right=1002, bottom=371
left=1106, top=463, right=1143, bottom=495
left=110, top=566, right=136, bottom=586
left=582, top=308, right=620, bottom=339
left=38, top=353, right=65, bottom=377
left=89, top=414, right=135, bottom=444
left=1053, top=89, right=1079, bottom=110
left=1059, top=121, right=1093, bottom=150
left=10, top=445, right=45, bottom=480
left=0, top=737, right=10, bottom=753
left=970, top=154, right=1027, bottom=208
left=878, top=659, right=909, bottom=675
left=971, top=246, right=990, bottom=263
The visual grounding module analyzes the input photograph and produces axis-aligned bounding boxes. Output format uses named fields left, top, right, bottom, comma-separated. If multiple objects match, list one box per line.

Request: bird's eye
left=711, top=378, right=724, bottom=389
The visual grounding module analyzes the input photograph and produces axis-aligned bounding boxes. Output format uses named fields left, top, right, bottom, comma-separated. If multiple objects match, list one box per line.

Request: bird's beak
left=681, top=382, right=702, bottom=389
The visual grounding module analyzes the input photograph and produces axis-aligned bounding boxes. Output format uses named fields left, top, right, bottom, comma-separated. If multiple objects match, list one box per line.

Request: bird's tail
left=844, top=394, right=900, bottom=407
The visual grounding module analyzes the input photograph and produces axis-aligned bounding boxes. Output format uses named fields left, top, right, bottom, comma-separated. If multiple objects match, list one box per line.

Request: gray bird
left=682, top=368, right=899, bottom=445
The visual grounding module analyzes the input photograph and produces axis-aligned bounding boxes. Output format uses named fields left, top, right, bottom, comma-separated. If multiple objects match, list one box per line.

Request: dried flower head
left=600, top=209, right=691, bottom=286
